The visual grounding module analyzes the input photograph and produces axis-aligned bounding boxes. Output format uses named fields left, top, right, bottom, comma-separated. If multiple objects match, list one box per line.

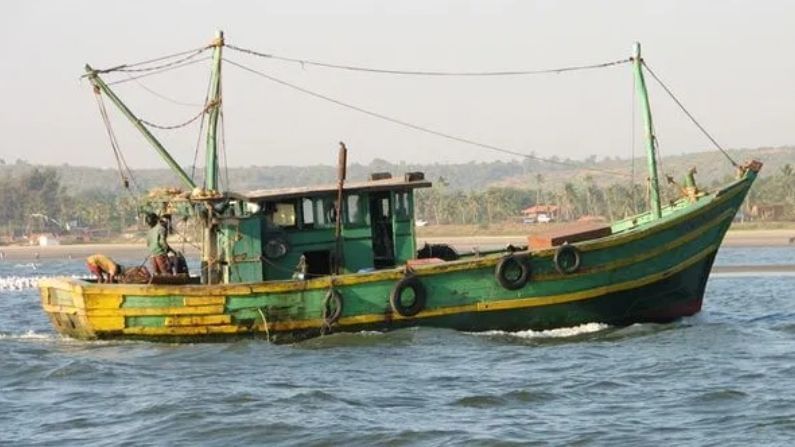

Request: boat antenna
left=334, top=142, right=348, bottom=275
left=632, top=42, right=662, bottom=219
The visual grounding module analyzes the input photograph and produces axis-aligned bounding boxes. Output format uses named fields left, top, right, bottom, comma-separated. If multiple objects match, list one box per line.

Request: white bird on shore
left=0, top=275, right=90, bottom=291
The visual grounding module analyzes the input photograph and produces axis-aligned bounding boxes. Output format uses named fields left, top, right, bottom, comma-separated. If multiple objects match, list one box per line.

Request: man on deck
left=86, top=254, right=123, bottom=283
left=146, top=213, right=172, bottom=275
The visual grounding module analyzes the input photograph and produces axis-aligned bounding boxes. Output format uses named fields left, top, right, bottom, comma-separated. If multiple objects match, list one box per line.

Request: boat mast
left=204, top=30, right=224, bottom=192
left=84, top=66, right=197, bottom=190
left=200, top=31, right=225, bottom=285
left=632, top=42, right=662, bottom=219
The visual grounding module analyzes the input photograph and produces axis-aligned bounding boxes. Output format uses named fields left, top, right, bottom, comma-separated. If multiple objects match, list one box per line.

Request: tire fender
left=389, top=276, right=427, bottom=317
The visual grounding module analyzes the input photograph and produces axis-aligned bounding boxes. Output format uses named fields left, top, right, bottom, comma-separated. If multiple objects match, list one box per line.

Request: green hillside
left=1, top=145, right=790, bottom=195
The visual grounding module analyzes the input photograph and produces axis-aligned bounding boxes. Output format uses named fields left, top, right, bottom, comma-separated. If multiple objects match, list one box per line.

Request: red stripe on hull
left=635, top=297, right=704, bottom=322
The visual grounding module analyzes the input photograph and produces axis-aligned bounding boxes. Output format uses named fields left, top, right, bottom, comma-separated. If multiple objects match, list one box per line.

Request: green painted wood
left=49, top=167, right=756, bottom=344
left=392, top=190, right=415, bottom=264
left=633, top=42, right=662, bottom=219
left=123, top=296, right=186, bottom=308
left=204, top=30, right=224, bottom=192
left=126, top=316, right=166, bottom=327
left=223, top=216, right=264, bottom=283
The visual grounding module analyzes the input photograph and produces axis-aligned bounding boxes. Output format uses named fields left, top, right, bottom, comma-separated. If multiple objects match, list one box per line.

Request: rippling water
left=1, top=247, right=794, bottom=446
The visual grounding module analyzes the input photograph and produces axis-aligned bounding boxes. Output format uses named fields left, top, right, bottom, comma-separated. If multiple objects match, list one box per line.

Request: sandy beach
left=0, top=229, right=792, bottom=262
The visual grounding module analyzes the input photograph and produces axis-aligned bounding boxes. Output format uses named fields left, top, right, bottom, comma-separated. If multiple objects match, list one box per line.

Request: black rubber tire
left=264, top=238, right=289, bottom=259
left=323, top=289, right=343, bottom=324
left=554, top=244, right=581, bottom=274
left=390, top=276, right=427, bottom=317
left=495, top=255, right=531, bottom=290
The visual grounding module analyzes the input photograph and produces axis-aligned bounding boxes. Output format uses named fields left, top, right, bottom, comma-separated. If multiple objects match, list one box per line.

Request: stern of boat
left=39, top=277, right=98, bottom=339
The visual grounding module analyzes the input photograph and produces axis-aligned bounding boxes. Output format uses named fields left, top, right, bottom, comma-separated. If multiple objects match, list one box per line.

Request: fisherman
left=86, top=254, right=123, bottom=283
left=146, top=212, right=172, bottom=275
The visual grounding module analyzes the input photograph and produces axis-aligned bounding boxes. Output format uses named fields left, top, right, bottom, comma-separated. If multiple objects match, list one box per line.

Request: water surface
left=1, top=247, right=794, bottom=446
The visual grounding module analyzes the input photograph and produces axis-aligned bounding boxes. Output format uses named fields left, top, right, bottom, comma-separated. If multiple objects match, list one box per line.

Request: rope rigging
left=90, top=46, right=209, bottom=75
left=191, top=73, right=214, bottom=181
left=139, top=105, right=207, bottom=130
left=106, top=56, right=212, bottom=86
left=223, top=57, right=631, bottom=178
left=87, top=38, right=742, bottom=194
left=642, top=61, right=739, bottom=168
left=226, top=43, right=632, bottom=77
left=124, top=74, right=205, bottom=107
left=92, top=88, right=139, bottom=193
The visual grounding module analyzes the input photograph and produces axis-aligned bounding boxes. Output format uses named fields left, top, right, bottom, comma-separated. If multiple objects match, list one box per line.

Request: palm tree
left=535, top=173, right=544, bottom=206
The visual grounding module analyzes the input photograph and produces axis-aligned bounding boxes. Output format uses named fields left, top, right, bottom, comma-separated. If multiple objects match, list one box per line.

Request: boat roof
left=243, top=176, right=432, bottom=202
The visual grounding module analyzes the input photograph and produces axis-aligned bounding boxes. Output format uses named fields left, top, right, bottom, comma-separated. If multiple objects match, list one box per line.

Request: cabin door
left=369, top=192, right=395, bottom=269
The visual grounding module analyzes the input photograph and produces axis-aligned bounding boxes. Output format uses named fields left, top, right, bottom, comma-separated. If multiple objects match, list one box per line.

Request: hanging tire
left=264, top=237, right=289, bottom=259
left=495, top=255, right=531, bottom=290
left=554, top=244, right=581, bottom=274
left=322, top=289, right=343, bottom=325
left=390, top=276, right=427, bottom=317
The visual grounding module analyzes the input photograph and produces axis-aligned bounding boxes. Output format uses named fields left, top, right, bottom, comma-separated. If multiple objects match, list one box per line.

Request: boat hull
left=38, top=170, right=756, bottom=343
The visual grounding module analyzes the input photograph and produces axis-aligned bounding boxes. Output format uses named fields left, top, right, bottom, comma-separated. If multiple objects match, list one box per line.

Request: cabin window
left=346, top=194, right=367, bottom=226
left=394, top=191, right=411, bottom=221
left=272, top=202, right=297, bottom=227
left=314, top=196, right=336, bottom=227
left=302, top=198, right=314, bottom=227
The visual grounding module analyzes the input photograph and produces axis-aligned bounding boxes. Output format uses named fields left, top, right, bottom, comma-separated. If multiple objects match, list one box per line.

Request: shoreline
left=0, top=229, right=792, bottom=262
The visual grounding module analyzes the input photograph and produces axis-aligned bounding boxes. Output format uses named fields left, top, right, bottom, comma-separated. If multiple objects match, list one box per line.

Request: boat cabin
left=217, top=172, right=431, bottom=283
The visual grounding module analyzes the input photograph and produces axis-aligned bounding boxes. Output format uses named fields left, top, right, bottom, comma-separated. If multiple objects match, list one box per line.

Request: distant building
left=749, top=204, right=786, bottom=221
left=30, top=233, right=61, bottom=246
left=522, top=205, right=560, bottom=223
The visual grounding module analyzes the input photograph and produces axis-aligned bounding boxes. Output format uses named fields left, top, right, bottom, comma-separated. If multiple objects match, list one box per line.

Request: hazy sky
left=1, top=0, right=793, bottom=170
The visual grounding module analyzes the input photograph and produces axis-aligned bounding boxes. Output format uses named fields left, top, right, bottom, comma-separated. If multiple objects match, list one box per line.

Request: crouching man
left=86, top=254, right=123, bottom=283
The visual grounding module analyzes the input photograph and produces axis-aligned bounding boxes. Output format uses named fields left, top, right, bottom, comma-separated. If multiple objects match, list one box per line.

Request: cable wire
left=123, top=74, right=205, bottom=107
left=224, top=57, right=631, bottom=178
left=226, top=43, right=631, bottom=77
left=92, top=47, right=209, bottom=74
left=642, top=61, right=739, bottom=167
left=93, top=91, right=140, bottom=193
left=139, top=107, right=206, bottom=130
left=191, top=73, right=213, bottom=181
left=107, top=56, right=212, bottom=86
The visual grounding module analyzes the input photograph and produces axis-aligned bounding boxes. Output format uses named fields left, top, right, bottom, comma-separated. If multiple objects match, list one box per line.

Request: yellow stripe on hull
left=265, top=242, right=718, bottom=332
left=37, top=175, right=746, bottom=341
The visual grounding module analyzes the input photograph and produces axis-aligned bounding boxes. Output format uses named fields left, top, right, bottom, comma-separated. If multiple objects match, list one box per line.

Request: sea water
left=1, top=247, right=794, bottom=446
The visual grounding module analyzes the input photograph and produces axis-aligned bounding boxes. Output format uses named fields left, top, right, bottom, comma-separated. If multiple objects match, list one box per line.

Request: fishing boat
left=39, top=32, right=761, bottom=343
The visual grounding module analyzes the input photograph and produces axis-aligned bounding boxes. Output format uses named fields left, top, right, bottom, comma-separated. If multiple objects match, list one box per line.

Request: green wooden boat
left=39, top=33, right=762, bottom=343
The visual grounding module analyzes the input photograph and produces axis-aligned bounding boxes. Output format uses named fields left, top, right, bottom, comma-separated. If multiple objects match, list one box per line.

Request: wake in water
left=476, top=322, right=611, bottom=339
left=0, top=275, right=90, bottom=291
left=0, top=330, right=53, bottom=340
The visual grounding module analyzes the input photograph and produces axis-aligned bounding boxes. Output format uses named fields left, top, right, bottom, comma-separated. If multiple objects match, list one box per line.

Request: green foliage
left=0, top=169, right=139, bottom=237
left=414, top=181, right=650, bottom=224
left=0, top=146, right=791, bottom=236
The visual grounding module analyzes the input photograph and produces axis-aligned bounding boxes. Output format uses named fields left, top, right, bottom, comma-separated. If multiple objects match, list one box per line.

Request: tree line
left=0, top=168, right=139, bottom=238
left=414, top=165, right=795, bottom=225
left=0, top=163, right=791, bottom=240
